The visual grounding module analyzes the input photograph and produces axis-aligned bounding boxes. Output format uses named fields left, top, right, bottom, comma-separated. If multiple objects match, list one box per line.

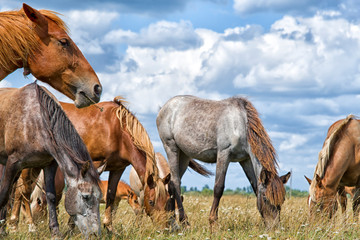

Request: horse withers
left=157, top=95, right=291, bottom=229
left=0, top=83, right=102, bottom=238
left=306, top=115, right=360, bottom=220
left=0, top=4, right=101, bottom=107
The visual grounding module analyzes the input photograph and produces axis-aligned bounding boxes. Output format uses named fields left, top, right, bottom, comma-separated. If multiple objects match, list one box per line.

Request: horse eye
left=134, top=200, right=138, bottom=204
left=58, top=38, right=70, bottom=47
left=149, top=200, right=154, bottom=206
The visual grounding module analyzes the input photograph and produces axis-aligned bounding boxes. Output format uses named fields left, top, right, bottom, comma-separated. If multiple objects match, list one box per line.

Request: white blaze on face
left=308, top=196, right=312, bottom=207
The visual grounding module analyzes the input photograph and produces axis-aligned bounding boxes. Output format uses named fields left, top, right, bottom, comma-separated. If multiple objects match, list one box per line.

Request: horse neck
left=129, top=151, right=147, bottom=186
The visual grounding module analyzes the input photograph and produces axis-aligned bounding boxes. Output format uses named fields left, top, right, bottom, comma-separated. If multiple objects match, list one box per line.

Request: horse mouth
left=75, top=91, right=100, bottom=108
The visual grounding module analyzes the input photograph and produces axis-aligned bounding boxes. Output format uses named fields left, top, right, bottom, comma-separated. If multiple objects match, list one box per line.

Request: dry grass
left=3, top=194, right=360, bottom=239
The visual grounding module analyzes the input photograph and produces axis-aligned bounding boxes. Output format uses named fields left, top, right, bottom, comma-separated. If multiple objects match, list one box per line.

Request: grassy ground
left=3, top=194, right=359, bottom=239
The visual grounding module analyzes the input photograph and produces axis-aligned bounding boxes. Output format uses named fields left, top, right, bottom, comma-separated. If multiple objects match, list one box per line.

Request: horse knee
left=46, top=192, right=56, bottom=205
left=213, top=184, right=224, bottom=198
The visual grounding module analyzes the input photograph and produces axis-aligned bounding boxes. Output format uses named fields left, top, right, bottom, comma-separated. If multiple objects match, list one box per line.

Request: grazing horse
left=157, top=95, right=291, bottom=228
left=60, top=98, right=171, bottom=231
left=0, top=4, right=102, bottom=107
left=307, top=115, right=360, bottom=219
left=0, top=83, right=102, bottom=238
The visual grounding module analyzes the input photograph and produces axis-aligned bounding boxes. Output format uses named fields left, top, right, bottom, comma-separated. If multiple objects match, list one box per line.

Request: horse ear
left=162, top=173, right=171, bottom=185
left=23, top=4, right=48, bottom=38
left=259, top=169, right=269, bottom=185
left=280, top=172, right=291, bottom=184
left=304, top=175, right=312, bottom=185
left=81, top=161, right=90, bottom=178
left=146, top=174, right=156, bottom=189
left=315, top=174, right=323, bottom=188
left=97, top=162, right=107, bottom=175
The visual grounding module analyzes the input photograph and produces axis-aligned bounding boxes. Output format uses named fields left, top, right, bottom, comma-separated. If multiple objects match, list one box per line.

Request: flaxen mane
left=315, top=114, right=355, bottom=178
left=35, top=83, right=99, bottom=186
left=0, top=8, right=68, bottom=72
left=113, top=96, right=158, bottom=179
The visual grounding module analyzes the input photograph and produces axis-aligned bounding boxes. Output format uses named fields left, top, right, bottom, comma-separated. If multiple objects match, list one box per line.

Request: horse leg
left=43, top=161, right=61, bottom=238
left=8, top=178, right=23, bottom=232
left=0, top=157, right=22, bottom=235
left=209, top=150, right=230, bottom=230
left=337, top=187, right=347, bottom=216
left=17, top=169, right=37, bottom=232
left=165, top=144, right=188, bottom=227
left=103, top=169, right=124, bottom=233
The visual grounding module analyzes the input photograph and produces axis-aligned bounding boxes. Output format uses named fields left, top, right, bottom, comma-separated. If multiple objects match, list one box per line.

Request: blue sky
left=2, top=0, right=360, bottom=191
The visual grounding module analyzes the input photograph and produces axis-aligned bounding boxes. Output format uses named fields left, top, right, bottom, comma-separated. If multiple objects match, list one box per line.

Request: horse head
left=64, top=163, right=102, bottom=238
left=143, top=173, right=171, bottom=226
left=306, top=175, right=338, bottom=219
left=127, top=189, right=142, bottom=215
left=22, top=4, right=102, bottom=108
left=257, top=170, right=291, bottom=229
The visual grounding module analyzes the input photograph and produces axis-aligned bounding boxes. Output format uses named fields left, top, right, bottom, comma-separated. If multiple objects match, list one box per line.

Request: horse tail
left=242, top=98, right=278, bottom=174
left=112, top=97, right=158, bottom=178
left=316, top=114, right=355, bottom=178
left=188, top=159, right=213, bottom=177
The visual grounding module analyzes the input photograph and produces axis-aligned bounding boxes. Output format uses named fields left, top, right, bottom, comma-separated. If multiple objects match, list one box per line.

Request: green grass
left=3, top=194, right=360, bottom=239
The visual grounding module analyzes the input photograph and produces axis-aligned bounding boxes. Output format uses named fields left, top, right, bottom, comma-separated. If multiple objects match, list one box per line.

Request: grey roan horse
left=157, top=95, right=291, bottom=228
left=0, top=83, right=102, bottom=238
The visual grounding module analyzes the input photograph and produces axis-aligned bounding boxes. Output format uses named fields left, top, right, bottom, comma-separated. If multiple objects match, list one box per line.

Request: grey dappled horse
left=157, top=95, right=291, bottom=228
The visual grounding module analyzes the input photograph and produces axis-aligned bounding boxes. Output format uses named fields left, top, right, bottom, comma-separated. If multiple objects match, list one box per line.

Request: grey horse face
left=65, top=181, right=102, bottom=237
left=257, top=170, right=291, bottom=229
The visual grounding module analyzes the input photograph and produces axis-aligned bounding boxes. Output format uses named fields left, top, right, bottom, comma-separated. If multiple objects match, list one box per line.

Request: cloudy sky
left=2, top=0, right=360, bottom=191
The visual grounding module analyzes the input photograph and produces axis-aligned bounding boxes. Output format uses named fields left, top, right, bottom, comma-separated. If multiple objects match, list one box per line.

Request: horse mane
left=234, top=97, right=285, bottom=206
left=113, top=97, right=158, bottom=179
left=0, top=8, right=68, bottom=72
left=315, top=114, right=355, bottom=178
left=34, top=83, right=99, bottom=186
left=238, top=97, right=278, bottom=174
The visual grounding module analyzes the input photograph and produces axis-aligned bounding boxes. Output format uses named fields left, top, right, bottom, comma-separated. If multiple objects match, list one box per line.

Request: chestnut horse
left=0, top=83, right=102, bottom=238
left=307, top=115, right=360, bottom=219
left=157, top=95, right=291, bottom=229
left=0, top=4, right=102, bottom=107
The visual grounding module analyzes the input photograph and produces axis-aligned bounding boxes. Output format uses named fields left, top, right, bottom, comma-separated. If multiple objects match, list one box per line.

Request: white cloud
left=233, top=0, right=338, bottom=15
left=104, top=20, right=203, bottom=50
left=63, top=10, right=119, bottom=55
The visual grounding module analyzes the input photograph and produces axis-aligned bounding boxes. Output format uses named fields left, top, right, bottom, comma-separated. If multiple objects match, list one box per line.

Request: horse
left=305, top=176, right=358, bottom=218
left=10, top=97, right=172, bottom=232
left=157, top=95, right=291, bottom=229
left=61, top=98, right=172, bottom=231
left=0, top=83, right=102, bottom=238
left=0, top=4, right=102, bottom=107
left=306, top=115, right=360, bottom=219
left=130, top=152, right=212, bottom=207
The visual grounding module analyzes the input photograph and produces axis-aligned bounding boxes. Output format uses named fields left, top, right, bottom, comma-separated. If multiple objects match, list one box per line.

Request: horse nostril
left=94, top=84, right=102, bottom=97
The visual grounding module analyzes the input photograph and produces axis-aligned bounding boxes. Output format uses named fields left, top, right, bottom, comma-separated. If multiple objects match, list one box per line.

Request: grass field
left=3, top=194, right=359, bottom=239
